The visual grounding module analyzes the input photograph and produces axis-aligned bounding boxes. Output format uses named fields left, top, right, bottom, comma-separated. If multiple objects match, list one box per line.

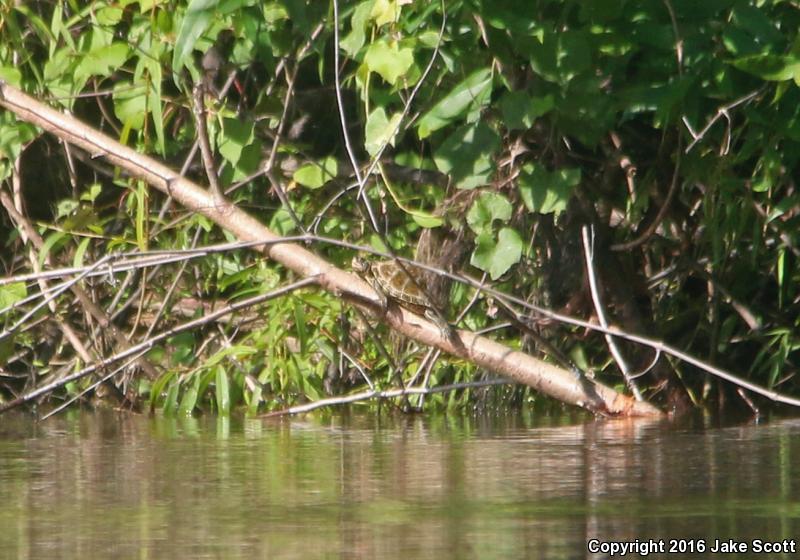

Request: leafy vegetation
left=0, top=0, right=798, bottom=416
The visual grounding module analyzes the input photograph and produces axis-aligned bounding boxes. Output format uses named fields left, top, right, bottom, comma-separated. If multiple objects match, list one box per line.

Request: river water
left=0, top=410, right=797, bottom=559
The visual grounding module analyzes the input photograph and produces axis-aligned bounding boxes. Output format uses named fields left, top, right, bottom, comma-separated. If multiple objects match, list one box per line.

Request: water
left=0, top=410, right=797, bottom=559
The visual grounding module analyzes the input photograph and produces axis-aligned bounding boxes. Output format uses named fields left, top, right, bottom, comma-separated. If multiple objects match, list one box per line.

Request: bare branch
left=582, top=226, right=643, bottom=400
left=266, top=378, right=511, bottom=417
left=191, top=83, right=226, bottom=205
left=683, top=88, right=763, bottom=154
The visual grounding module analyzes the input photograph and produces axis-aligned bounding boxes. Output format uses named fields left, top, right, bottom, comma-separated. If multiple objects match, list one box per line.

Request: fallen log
left=0, top=81, right=662, bottom=417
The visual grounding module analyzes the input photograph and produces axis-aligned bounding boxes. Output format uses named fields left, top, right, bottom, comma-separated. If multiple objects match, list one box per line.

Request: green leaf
left=80, top=183, right=102, bottom=203
left=281, top=0, right=312, bottom=34
left=293, top=156, right=338, bottom=189
left=44, top=47, right=81, bottom=105
left=163, top=381, right=180, bottom=416
left=730, top=5, right=783, bottom=50
left=0, top=282, right=27, bottom=308
left=418, top=68, right=493, bottom=138
left=578, top=0, right=626, bottom=22
left=14, top=5, right=54, bottom=48
left=0, top=115, right=38, bottom=162
left=731, top=54, right=800, bottom=82
left=752, top=150, right=781, bottom=193
left=169, top=332, right=196, bottom=366
left=75, top=42, right=130, bottom=82
left=55, top=199, right=79, bottom=220
left=218, top=118, right=254, bottom=167
left=113, top=81, right=147, bottom=130
left=247, top=381, right=262, bottom=416
left=433, top=122, right=499, bottom=189
left=270, top=207, right=298, bottom=235
left=417, top=30, right=442, bottom=49
left=722, top=27, right=761, bottom=57
left=204, top=345, right=257, bottom=369
left=178, top=374, right=201, bottom=416
left=518, top=164, right=580, bottom=215
left=411, top=214, right=444, bottom=228
left=0, top=67, right=22, bottom=88
left=215, top=367, right=230, bottom=415
left=528, top=30, right=591, bottom=84
left=767, top=195, right=800, bottom=223
left=172, top=0, right=218, bottom=83
left=364, top=39, right=414, bottom=85
left=96, top=5, right=124, bottom=25
left=229, top=142, right=263, bottom=181
left=500, top=91, right=554, bottom=131
left=365, top=107, right=402, bottom=156
left=149, top=371, right=175, bottom=410
left=370, top=0, right=400, bottom=27
left=136, top=32, right=167, bottom=155
left=293, top=300, right=308, bottom=354
left=38, top=231, right=68, bottom=269
left=470, top=227, right=523, bottom=280
left=466, top=192, right=512, bottom=235
left=135, top=180, right=147, bottom=252
left=341, top=0, right=374, bottom=56
left=73, top=237, right=91, bottom=269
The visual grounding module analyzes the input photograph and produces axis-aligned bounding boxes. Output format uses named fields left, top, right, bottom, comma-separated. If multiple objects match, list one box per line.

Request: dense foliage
left=0, top=0, right=798, bottom=415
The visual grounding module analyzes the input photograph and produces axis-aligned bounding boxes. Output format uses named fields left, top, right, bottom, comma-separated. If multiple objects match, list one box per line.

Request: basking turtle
left=352, top=257, right=454, bottom=339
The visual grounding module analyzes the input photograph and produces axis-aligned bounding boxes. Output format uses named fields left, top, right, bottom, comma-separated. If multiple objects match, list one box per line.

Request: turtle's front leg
left=424, top=308, right=455, bottom=340
left=369, top=278, right=389, bottom=314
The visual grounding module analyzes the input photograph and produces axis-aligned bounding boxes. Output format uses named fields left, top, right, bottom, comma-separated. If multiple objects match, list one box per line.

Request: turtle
left=352, top=257, right=454, bottom=339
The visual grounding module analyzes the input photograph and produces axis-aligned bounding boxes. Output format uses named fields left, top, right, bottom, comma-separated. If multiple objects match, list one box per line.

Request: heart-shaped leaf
left=470, top=227, right=523, bottom=280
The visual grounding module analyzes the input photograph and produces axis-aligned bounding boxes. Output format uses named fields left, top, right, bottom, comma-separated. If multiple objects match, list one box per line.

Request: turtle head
left=351, top=256, right=370, bottom=274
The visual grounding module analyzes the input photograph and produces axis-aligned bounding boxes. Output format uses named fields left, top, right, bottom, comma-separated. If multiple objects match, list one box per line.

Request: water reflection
left=0, top=411, right=797, bottom=559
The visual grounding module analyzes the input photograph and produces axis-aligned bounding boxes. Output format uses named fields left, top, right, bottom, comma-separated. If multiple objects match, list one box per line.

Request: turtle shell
left=353, top=257, right=453, bottom=337
left=369, top=260, right=430, bottom=309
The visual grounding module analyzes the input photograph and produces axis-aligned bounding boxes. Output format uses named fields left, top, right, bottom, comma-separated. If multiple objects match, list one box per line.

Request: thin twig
left=143, top=227, right=203, bottom=339
left=0, top=254, right=112, bottom=344
left=155, top=59, right=244, bottom=227
left=191, top=83, right=226, bottom=205
left=259, top=52, right=311, bottom=232
left=661, top=0, right=683, bottom=73
left=611, top=134, right=682, bottom=252
left=265, top=378, right=510, bottom=417
left=582, top=226, right=644, bottom=401
left=350, top=306, right=410, bottom=409
left=683, top=88, right=763, bottom=154
left=340, top=348, right=375, bottom=390
left=0, top=236, right=316, bottom=289
left=40, top=350, right=149, bottom=421
left=331, top=0, right=378, bottom=232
